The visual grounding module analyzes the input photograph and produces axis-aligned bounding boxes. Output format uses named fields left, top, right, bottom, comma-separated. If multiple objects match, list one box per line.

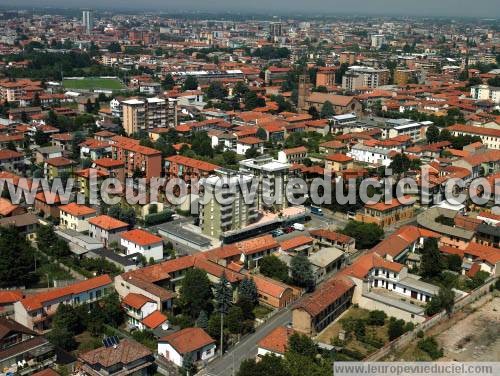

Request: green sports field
left=62, top=77, right=126, bottom=90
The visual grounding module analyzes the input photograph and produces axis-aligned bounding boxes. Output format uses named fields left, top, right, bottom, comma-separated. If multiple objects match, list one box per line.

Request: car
left=271, top=229, right=284, bottom=237
left=283, top=226, right=295, bottom=233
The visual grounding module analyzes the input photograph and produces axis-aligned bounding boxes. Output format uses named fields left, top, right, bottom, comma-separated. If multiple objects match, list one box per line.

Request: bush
left=367, top=310, right=387, bottom=326
left=144, top=210, right=173, bottom=226
left=417, top=330, right=424, bottom=338
left=417, top=337, right=443, bottom=359
left=388, top=318, right=406, bottom=341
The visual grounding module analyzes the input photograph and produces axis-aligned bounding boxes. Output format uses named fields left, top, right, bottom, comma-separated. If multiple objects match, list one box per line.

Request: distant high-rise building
left=269, top=22, right=283, bottom=38
left=82, top=10, right=94, bottom=34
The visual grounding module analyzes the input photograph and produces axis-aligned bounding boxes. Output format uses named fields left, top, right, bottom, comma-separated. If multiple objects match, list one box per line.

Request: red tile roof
left=280, top=235, right=314, bottom=252
left=309, top=229, right=353, bottom=245
left=59, top=203, right=96, bottom=217
left=0, top=290, right=23, bottom=304
left=258, top=326, right=294, bottom=355
left=165, top=155, right=219, bottom=172
left=20, top=275, right=112, bottom=311
left=122, top=293, right=153, bottom=309
left=79, top=338, right=152, bottom=368
left=121, top=229, right=162, bottom=246
left=89, top=215, right=129, bottom=230
left=252, top=274, right=291, bottom=299
left=141, top=310, right=167, bottom=329
left=160, top=327, right=215, bottom=354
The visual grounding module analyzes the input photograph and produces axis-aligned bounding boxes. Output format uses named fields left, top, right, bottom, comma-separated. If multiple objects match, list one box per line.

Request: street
left=200, top=306, right=293, bottom=376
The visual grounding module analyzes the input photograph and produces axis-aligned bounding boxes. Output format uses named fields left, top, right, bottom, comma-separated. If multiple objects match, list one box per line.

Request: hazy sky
left=4, top=0, right=500, bottom=18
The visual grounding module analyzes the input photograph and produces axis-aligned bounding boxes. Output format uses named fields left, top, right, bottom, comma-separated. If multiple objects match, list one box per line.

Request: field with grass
left=62, top=77, right=125, bottom=90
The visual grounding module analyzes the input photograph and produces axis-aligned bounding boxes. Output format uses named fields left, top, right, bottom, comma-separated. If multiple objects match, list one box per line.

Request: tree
left=340, top=221, right=384, bottom=249
left=288, top=333, right=317, bottom=358
left=51, top=304, right=85, bottom=335
left=420, top=238, right=443, bottom=278
left=426, top=125, right=440, bottom=143
left=181, top=351, right=196, bottom=375
left=418, top=337, right=443, bottom=359
left=445, top=254, right=462, bottom=272
left=0, top=226, right=36, bottom=287
left=180, top=268, right=213, bottom=318
left=100, top=292, right=125, bottom=327
left=388, top=318, right=406, bottom=340
left=162, top=73, right=175, bottom=90
left=290, top=255, right=314, bottom=289
left=34, top=128, right=50, bottom=146
left=226, top=305, right=244, bottom=334
left=215, top=272, right=232, bottom=354
left=47, top=325, right=77, bottom=351
left=320, top=100, right=335, bottom=119
left=239, top=277, right=258, bottom=305
left=244, top=91, right=265, bottom=110
left=234, top=82, right=249, bottom=98
left=256, top=127, right=268, bottom=140
left=237, top=355, right=288, bottom=376
left=259, top=255, right=289, bottom=282
left=107, top=42, right=121, bottom=53
left=182, top=75, right=198, bottom=91
left=196, top=310, right=209, bottom=329
left=207, top=82, right=228, bottom=100
left=389, top=153, right=412, bottom=174
left=367, top=310, right=387, bottom=326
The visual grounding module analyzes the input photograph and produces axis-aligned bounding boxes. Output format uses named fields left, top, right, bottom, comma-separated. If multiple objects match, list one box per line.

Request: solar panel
left=102, top=336, right=120, bottom=348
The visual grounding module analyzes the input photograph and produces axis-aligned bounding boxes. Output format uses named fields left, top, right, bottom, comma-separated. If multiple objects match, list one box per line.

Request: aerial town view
left=0, top=0, right=498, bottom=375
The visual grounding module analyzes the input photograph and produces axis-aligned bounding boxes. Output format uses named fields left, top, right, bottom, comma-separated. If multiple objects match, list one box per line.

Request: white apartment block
left=348, top=143, right=393, bottom=167
left=470, top=84, right=500, bottom=104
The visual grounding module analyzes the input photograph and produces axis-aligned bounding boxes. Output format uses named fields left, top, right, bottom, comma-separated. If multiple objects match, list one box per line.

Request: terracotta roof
left=307, top=92, right=355, bottom=107
left=165, top=155, right=219, bottom=172
left=252, top=274, right=291, bottom=299
left=160, top=327, right=214, bottom=354
left=464, top=242, right=500, bottom=265
left=340, top=251, right=404, bottom=279
left=439, top=245, right=464, bottom=258
left=238, top=136, right=263, bottom=145
left=0, top=290, right=23, bottom=304
left=20, top=275, right=112, bottom=311
left=141, top=310, right=167, bottom=329
left=326, top=153, right=353, bottom=163
left=309, top=229, right=353, bottom=244
left=0, top=149, right=23, bottom=160
left=283, top=146, right=307, bottom=155
left=258, top=326, right=294, bottom=355
left=280, top=235, right=314, bottom=252
left=448, top=124, right=500, bottom=138
left=79, top=338, right=152, bottom=368
left=94, top=158, right=125, bottom=168
left=89, top=215, right=129, bottom=230
left=295, top=276, right=354, bottom=317
left=59, top=203, right=96, bottom=217
left=365, top=196, right=412, bottom=212
left=32, top=369, right=60, bottom=376
left=121, top=229, right=162, bottom=246
left=122, top=293, right=153, bottom=310
left=45, top=156, right=74, bottom=167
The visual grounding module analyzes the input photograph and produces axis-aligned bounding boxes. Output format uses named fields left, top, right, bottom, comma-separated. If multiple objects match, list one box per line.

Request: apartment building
left=164, top=155, right=219, bottom=181
left=111, top=136, right=162, bottom=179
left=277, top=146, right=308, bottom=165
left=122, top=97, right=177, bottom=135
left=448, top=124, right=500, bottom=150
left=356, top=197, right=414, bottom=228
left=239, top=156, right=289, bottom=212
left=470, top=84, right=500, bottom=104
left=342, top=66, right=390, bottom=91
left=199, top=168, right=258, bottom=238
left=13, top=275, right=113, bottom=332
left=315, top=66, right=337, bottom=87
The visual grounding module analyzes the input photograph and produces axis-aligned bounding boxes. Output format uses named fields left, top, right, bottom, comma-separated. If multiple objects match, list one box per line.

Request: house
left=0, top=290, right=23, bottom=317
left=34, top=192, right=61, bottom=219
left=89, top=215, right=129, bottom=248
left=34, top=146, right=63, bottom=164
left=356, top=197, right=414, bottom=228
left=236, top=137, right=265, bottom=156
left=121, top=293, right=164, bottom=331
left=158, top=327, right=216, bottom=367
left=279, top=235, right=314, bottom=255
left=292, top=276, right=355, bottom=335
left=325, top=153, right=354, bottom=172
left=462, top=242, right=500, bottom=277
left=0, top=149, right=24, bottom=172
left=79, top=338, right=154, bottom=376
left=308, top=247, right=345, bottom=284
left=0, top=318, right=56, bottom=375
left=309, top=229, right=356, bottom=252
left=44, top=157, right=74, bottom=181
left=277, top=146, right=307, bottom=164
left=93, top=158, right=125, bottom=183
left=252, top=274, right=295, bottom=309
left=120, top=229, right=164, bottom=261
left=0, top=213, right=38, bottom=240
left=59, top=203, right=96, bottom=232
left=14, top=275, right=113, bottom=332
left=257, top=326, right=294, bottom=358
left=0, top=197, right=25, bottom=217
left=164, top=155, right=219, bottom=181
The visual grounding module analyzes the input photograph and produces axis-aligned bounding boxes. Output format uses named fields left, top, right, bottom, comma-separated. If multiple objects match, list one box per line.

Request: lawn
left=253, top=304, right=273, bottom=319
left=63, top=77, right=126, bottom=91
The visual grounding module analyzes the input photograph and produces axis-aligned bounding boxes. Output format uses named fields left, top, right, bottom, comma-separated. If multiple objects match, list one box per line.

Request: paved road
left=201, top=307, right=292, bottom=376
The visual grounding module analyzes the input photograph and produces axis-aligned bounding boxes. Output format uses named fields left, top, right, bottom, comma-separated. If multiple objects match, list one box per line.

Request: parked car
left=293, top=223, right=305, bottom=231
left=283, top=226, right=295, bottom=233
left=271, top=229, right=284, bottom=237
